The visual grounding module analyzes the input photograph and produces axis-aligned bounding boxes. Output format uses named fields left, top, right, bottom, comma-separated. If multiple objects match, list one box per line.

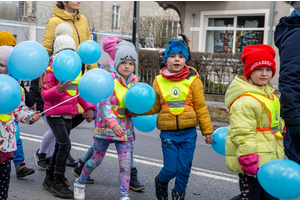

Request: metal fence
left=138, top=68, right=236, bottom=94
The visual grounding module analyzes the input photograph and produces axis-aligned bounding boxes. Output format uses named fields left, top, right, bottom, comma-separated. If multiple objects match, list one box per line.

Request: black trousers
left=231, top=174, right=278, bottom=200
left=0, top=158, right=12, bottom=200
left=46, top=116, right=72, bottom=174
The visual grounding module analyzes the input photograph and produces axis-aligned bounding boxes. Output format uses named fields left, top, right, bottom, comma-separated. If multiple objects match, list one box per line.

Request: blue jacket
left=274, top=16, right=300, bottom=126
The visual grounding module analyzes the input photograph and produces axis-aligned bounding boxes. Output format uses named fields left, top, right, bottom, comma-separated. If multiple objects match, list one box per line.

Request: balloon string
left=40, top=93, right=80, bottom=115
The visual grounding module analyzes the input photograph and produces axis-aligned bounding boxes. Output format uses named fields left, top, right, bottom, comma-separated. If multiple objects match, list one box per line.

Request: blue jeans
left=13, top=137, right=25, bottom=167
left=157, top=127, right=197, bottom=193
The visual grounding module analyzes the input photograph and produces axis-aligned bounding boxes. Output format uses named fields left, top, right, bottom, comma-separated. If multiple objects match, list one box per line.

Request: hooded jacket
left=274, top=16, right=300, bottom=126
left=225, top=76, right=284, bottom=174
left=144, top=67, right=213, bottom=135
left=42, top=4, right=97, bottom=70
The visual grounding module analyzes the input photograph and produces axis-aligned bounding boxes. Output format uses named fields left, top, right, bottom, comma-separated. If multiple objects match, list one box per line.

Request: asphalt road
left=8, top=118, right=299, bottom=200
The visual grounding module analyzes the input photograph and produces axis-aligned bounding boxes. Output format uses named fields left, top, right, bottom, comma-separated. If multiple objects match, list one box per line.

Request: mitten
left=238, top=154, right=259, bottom=175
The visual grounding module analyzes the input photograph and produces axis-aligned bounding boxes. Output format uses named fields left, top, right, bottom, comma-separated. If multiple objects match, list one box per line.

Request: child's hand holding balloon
left=58, top=80, right=72, bottom=93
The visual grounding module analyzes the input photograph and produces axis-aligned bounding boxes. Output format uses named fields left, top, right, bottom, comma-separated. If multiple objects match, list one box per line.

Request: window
left=205, top=16, right=265, bottom=53
left=166, top=21, right=181, bottom=41
left=112, top=5, right=120, bottom=29
left=19, top=1, right=25, bottom=17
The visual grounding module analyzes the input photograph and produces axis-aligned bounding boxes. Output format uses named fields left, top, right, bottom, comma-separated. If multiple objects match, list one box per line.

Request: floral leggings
left=78, top=138, right=131, bottom=198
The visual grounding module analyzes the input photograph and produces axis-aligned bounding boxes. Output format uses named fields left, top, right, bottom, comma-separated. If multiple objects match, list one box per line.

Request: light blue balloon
left=14, top=121, right=20, bottom=141
left=125, top=83, right=156, bottom=114
left=0, top=74, right=22, bottom=114
left=77, top=40, right=101, bottom=64
left=52, top=50, right=82, bottom=82
left=7, top=41, right=49, bottom=81
left=211, top=126, right=227, bottom=156
left=78, top=68, right=114, bottom=103
left=257, top=159, right=300, bottom=199
left=132, top=114, right=157, bottom=132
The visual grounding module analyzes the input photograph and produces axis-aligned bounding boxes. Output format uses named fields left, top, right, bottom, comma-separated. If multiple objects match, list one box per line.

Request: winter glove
left=238, top=154, right=259, bottom=175
left=286, top=125, right=300, bottom=136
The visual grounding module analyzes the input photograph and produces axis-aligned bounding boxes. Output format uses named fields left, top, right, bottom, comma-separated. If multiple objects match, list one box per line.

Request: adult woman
left=35, top=1, right=97, bottom=168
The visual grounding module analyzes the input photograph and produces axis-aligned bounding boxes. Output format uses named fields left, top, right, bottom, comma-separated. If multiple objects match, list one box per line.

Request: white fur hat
left=0, top=45, right=13, bottom=66
left=53, top=23, right=76, bottom=54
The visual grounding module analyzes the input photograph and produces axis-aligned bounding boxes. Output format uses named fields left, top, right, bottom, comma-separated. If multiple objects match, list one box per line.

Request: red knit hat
left=241, top=44, right=276, bottom=80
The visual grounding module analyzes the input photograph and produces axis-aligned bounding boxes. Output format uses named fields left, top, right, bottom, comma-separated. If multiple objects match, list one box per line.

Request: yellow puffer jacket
left=144, top=67, right=213, bottom=135
left=225, top=76, right=284, bottom=174
left=42, top=4, right=97, bottom=71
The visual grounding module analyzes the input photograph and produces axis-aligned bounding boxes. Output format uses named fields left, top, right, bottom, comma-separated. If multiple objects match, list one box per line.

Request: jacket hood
left=52, top=4, right=81, bottom=20
left=225, top=76, right=275, bottom=109
left=274, top=16, right=300, bottom=47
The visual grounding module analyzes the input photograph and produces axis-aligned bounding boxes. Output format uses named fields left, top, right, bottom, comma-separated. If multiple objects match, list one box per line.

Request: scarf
left=161, top=66, right=190, bottom=81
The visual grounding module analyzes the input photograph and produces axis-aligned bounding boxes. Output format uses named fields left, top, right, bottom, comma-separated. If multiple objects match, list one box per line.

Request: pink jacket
left=41, top=62, right=95, bottom=115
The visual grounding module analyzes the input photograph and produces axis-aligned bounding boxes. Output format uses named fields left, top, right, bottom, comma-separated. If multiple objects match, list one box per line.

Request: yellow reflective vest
left=0, top=87, right=25, bottom=123
left=155, top=74, right=198, bottom=115
left=46, top=66, right=81, bottom=97
left=111, top=79, right=134, bottom=118
left=230, top=92, right=282, bottom=138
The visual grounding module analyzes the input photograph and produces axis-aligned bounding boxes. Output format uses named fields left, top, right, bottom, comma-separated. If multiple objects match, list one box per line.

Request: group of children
left=0, top=15, right=289, bottom=200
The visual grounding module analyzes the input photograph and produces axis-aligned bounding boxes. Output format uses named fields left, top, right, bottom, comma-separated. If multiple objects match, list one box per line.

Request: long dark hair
left=179, top=34, right=190, bottom=46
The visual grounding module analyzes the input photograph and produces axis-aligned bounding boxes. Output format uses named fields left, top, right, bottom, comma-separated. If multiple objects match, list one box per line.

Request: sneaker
left=34, top=149, right=47, bottom=170
left=120, top=197, right=130, bottom=200
left=16, top=162, right=35, bottom=178
left=74, top=178, right=85, bottom=200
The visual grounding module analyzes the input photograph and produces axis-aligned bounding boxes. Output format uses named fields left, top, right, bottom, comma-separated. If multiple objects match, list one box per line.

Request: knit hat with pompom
left=53, top=22, right=76, bottom=54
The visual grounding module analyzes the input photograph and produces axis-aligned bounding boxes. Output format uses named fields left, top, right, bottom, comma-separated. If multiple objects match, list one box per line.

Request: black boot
left=155, top=176, right=168, bottom=200
left=130, top=167, right=145, bottom=192
left=42, top=169, right=54, bottom=193
left=172, top=189, right=185, bottom=200
left=51, top=173, right=73, bottom=198
left=72, top=159, right=94, bottom=184
left=66, top=153, right=78, bottom=167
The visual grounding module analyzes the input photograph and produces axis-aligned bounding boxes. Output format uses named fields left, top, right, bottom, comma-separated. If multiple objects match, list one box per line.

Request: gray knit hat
left=286, top=1, right=300, bottom=12
left=114, top=41, right=137, bottom=70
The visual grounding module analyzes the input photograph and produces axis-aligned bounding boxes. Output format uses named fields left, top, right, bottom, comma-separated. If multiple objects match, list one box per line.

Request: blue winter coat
left=274, top=16, right=300, bottom=126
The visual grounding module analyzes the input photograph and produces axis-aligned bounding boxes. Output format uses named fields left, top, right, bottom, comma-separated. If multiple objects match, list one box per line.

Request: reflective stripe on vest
left=230, top=92, right=282, bottom=138
left=0, top=86, right=25, bottom=122
left=155, top=74, right=198, bottom=115
left=111, top=80, right=134, bottom=118
left=46, top=66, right=81, bottom=97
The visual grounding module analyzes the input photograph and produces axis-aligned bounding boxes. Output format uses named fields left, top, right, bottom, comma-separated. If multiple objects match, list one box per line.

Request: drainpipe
left=269, top=1, right=275, bottom=45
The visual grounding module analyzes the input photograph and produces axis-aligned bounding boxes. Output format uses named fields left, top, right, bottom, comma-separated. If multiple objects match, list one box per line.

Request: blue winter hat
left=164, top=39, right=188, bottom=64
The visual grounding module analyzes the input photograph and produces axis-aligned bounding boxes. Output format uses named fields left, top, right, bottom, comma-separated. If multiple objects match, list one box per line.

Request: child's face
left=166, top=54, right=186, bottom=73
left=117, top=60, right=135, bottom=80
left=0, top=64, right=8, bottom=75
left=249, top=67, right=273, bottom=86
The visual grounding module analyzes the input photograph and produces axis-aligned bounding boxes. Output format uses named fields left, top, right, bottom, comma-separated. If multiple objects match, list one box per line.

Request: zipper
left=73, top=15, right=80, bottom=44
left=176, top=115, right=179, bottom=130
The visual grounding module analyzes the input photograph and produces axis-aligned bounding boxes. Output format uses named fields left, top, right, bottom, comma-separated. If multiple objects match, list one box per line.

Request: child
left=142, top=39, right=213, bottom=199
left=40, top=22, right=95, bottom=198
left=0, top=31, right=37, bottom=178
left=224, top=44, right=284, bottom=200
left=73, top=41, right=138, bottom=200
left=0, top=45, right=41, bottom=200
left=72, top=36, right=145, bottom=191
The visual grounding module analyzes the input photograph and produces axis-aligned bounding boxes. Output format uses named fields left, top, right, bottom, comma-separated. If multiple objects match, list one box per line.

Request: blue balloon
left=125, top=83, right=156, bottom=114
left=77, top=40, right=101, bottom=64
left=52, top=50, right=82, bottom=82
left=0, top=74, right=22, bottom=114
left=78, top=68, right=114, bottom=103
left=132, top=114, right=157, bottom=132
left=7, top=41, right=49, bottom=81
left=14, top=121, right=20, bottom=141
left=257, top=159, right=300, bottom=199
left=211, top=126, right=227, bottom=156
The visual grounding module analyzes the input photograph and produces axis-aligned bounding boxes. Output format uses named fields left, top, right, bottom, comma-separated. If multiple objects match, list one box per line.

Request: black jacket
left=29, top=77, right=44, bottom=112
left=275, top=16, right=300, bottom=126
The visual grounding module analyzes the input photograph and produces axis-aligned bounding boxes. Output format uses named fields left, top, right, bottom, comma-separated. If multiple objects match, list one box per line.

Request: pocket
left=162, top=138, right=172, bottom=148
